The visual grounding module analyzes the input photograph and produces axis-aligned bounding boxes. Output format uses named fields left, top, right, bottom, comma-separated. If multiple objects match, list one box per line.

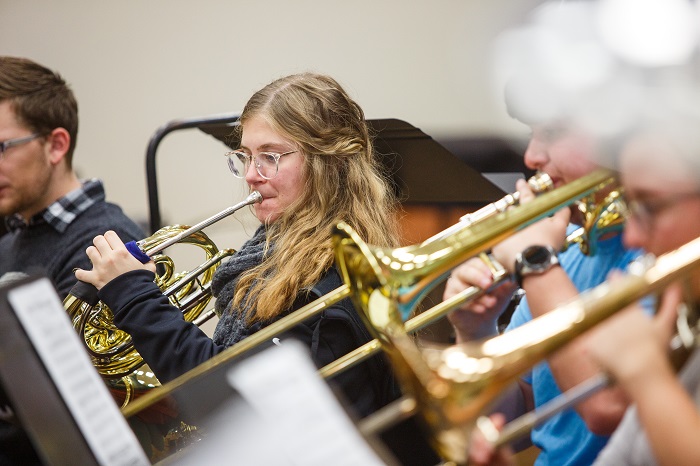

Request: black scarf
left=211, top=225, right=268, bottom=347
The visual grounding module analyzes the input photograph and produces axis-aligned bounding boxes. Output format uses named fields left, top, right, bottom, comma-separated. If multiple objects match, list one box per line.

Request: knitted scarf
left=211, top=225, right=268, bottom=347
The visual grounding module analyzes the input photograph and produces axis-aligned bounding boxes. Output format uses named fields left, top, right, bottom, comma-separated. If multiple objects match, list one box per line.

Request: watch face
left=524, top=245, right=552, bottom=265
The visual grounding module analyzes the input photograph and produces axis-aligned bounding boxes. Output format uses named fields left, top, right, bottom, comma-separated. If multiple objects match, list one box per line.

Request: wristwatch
left=514, top=245, right=560, bottom=287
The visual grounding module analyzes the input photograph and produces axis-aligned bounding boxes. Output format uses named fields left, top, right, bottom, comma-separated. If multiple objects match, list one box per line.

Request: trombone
left=334, top=214, right=700, bottom=464
left=321, top=184, right=625, bottom=379
left=484, top=274, right=700, bottom=449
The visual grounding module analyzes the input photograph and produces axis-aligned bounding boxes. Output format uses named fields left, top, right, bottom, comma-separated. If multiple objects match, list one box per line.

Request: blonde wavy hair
left=231, top=73, right=401, bottom=323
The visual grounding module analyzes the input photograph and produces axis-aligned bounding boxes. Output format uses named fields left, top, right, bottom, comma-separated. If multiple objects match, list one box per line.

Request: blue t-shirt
left=506, top=224, right=643, bottom=466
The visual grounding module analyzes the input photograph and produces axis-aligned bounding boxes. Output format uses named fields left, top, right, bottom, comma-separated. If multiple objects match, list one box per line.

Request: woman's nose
left=245, top=159, right=264, bottom=184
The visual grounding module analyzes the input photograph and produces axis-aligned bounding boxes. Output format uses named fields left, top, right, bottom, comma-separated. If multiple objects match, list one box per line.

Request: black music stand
left=198, top=118, right=507, bottom=205
left=144, top=112, right=241, bottom=234
left=144, top=115, right=509, bottom=233
left=0, top=275, right=149, bottom=466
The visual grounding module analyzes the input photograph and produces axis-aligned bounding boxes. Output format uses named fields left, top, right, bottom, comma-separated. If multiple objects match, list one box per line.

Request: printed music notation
left=8, top=278, right=149, bottom=466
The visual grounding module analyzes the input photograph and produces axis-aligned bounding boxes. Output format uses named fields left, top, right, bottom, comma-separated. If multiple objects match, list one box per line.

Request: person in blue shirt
left=444, top=116, right=641, bottom=466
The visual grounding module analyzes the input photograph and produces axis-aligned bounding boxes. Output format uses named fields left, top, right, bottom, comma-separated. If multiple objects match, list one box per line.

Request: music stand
left=0, top=276, right=149, bottom=466
left=146, top=340, right=397, bottom=466
left=198, top=117, right=507, bottom=206
left=144, top=114, right=508, bottom=233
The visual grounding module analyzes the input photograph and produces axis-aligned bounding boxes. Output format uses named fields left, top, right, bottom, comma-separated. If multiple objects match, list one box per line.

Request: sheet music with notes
left=227, top=340, right=388, bottom=466
left=7, top=278, right=149, bottom=466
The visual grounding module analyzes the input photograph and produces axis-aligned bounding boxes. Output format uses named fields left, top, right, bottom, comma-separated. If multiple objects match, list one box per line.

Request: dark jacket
left=101, top=267, right=392, bottom=416
left=100, top=267, right=440, bottom=465
left=0, top=198, right=144, bottom=466
left=0, top=201, right=144, bottom=299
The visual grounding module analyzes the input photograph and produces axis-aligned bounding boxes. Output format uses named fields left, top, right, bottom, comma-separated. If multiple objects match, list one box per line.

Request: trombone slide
left=488, top=300, right=700, bottom=448
left=392, top=240, right=700, bottom=463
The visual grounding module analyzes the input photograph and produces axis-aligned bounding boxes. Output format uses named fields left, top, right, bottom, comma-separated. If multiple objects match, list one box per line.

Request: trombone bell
left=339, top=234, right=700, bottom=464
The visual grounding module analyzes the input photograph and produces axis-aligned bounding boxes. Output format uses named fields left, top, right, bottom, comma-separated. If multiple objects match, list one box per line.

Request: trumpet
left=121, top=169, right=616, bottom=421
left=64, top=191, right=262, bottom=386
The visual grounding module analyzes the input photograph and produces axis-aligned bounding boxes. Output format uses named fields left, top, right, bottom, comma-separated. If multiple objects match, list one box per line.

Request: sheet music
left=8, top=278, right=149, bottom=466
left=226, top=340, right=388, bottom=466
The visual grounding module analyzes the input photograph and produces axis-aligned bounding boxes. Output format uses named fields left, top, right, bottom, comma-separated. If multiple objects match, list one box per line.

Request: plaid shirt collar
left=5, top=178, right=105, bottom=234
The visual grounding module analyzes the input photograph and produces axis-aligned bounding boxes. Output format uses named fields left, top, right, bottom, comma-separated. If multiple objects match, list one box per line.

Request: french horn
left=63, top=191, right=262, bottom=405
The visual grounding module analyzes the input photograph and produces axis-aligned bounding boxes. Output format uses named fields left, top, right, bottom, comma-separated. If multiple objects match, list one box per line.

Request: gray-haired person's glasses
left=626, top=192, right=700, bottom=232
left=224, top=149, right=298, bottom=180
left=0, top=133, right=41, bottom=159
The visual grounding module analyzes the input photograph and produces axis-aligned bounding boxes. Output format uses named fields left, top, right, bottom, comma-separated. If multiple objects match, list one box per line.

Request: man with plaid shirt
left=0, top=56, right=144, bottom=299
left=0, top=56, right=144, bottom=465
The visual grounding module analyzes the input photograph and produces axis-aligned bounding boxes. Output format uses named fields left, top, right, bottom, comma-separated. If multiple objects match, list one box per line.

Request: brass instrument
left=486, top=271, right=700, bottom=449
left=122, top=171, right=614, bottom=424
left=64, top=191, right=262, bottom=388
left=321, top=183, right=625, bottom=379
left=353, top=241, right=700, bottom=464
left=333, top=168, right=615, bottom=325
left=331, top=175, right=700, bottom=463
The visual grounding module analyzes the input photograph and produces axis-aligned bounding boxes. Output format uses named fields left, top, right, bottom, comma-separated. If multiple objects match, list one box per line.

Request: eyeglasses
left=626, top=192, right=700, bottom=231
left=224, top=149, right=298, bottom=180
left=0, top=133, right=42, bottom=159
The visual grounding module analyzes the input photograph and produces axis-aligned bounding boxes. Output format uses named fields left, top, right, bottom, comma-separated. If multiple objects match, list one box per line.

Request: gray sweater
left=0, top=200, right=144, bottom=299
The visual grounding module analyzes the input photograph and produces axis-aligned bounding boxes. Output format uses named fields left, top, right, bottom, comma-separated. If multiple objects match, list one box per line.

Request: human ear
left=46, top=127, right=71, bottom=164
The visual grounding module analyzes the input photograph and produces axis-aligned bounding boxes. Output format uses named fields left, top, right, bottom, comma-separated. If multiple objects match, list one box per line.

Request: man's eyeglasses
left=224, top=149, right=298, bottom=180
left=0, top=133, right=42, bottom=159
left=626, top=192, right=700, bottom=231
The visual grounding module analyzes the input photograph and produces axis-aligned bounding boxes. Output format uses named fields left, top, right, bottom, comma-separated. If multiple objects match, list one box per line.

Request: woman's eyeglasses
left=224, top=150, right=297, bottom=180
